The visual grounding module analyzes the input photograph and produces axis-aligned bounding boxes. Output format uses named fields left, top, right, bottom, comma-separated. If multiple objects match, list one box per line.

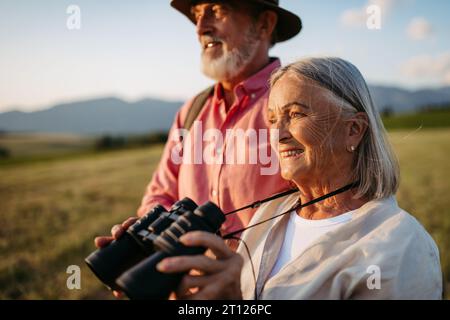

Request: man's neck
left=220, top=55, right=271, bottom=111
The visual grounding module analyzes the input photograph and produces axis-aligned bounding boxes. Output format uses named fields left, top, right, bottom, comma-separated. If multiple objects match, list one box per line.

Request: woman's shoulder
left=358, top=202, right=443, bottom=298
left=372, top=197, right=434, bottom=239
left=352, top=197, right=441, bottom=285
left=354, top=196, right=439, bottom=255
left=391, top=206, right=440, bottom=261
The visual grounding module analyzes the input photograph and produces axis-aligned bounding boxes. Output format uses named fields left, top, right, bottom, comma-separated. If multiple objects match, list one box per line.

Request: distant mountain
left=0, top=97, right=182, bottom=135
left=369, top=85, right=450, bottom=113
left=1, top=85, right=450, bottom=135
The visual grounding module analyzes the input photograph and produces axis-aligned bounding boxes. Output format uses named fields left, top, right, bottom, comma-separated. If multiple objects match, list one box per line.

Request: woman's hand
left=156, top=231, right=244, bottom=300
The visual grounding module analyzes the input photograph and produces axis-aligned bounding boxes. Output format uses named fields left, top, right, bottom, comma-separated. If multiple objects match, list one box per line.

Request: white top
left=269, top=210, right=354, bottom=278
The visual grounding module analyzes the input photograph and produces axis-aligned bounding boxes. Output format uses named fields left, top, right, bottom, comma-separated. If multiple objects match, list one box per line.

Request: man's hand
left=94, top=216, right=138, bottom=298
left=156, top=231, right=243, bottom=300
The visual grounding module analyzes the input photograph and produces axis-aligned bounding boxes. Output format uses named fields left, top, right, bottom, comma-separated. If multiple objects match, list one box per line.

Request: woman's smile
left=279, top=148, right=304, bottom=159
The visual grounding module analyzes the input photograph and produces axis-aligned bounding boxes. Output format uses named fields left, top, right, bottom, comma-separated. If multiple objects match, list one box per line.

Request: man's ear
left=257, top=10, right=278, bottom=42
left=346, top=112, right=369, bottom=149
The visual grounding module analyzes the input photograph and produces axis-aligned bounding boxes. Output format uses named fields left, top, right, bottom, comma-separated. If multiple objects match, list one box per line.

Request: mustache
left=200, top=35, right=225, bottom=49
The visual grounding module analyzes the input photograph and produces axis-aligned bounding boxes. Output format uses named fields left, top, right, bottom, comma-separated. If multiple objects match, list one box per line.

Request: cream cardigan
left=237, top=194, right=442, bottom=300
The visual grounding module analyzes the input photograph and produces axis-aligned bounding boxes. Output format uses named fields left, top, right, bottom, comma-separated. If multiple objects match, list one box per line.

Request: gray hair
left=270, top=57, right=399, bottom=200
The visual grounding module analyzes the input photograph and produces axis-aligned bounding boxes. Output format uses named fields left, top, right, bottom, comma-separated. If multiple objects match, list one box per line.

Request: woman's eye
left=290, top=111, right=306, bottom=119
left=268, top=118, right=277, bottom=124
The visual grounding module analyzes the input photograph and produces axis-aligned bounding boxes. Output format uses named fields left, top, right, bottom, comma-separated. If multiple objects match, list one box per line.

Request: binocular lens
left=116, top=251, right=181, bottom=300
left=84, top=205, right=167, bottom=290
left=115, top=201, right=225, bottom=299
left=85, top=233, right=147, bottom=291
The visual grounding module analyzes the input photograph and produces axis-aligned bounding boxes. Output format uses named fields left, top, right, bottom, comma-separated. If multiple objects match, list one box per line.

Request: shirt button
left=212, top=190, right=217, bottom=197
left=251, top=93, right=256, bottom=99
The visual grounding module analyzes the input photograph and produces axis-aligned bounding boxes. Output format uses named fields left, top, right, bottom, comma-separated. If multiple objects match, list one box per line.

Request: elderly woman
left=155, top=57, right=443, bottom=300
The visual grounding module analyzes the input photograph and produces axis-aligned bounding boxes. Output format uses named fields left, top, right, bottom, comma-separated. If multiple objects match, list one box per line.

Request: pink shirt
left=137, top=58, right=291, bottom=234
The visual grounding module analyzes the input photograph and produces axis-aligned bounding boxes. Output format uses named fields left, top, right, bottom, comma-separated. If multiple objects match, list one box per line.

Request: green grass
left=389, top=128, right=450, bottom=299
left=0, top=129, right=449, bottom=299
left=0, top=133, right=94, bottom=157
left=0, top=133, right=96, bottom=167
left=382, top=109, right=450, bottom=130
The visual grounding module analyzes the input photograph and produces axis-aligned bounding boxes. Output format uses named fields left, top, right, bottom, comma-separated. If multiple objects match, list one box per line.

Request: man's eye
left=193, top=11, right=202, bottom=22
left=212, top=5, right=226, bottom=18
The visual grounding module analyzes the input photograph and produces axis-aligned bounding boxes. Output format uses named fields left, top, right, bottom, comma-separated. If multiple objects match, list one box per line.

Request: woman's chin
left=281, top=168, right=305, bottom=183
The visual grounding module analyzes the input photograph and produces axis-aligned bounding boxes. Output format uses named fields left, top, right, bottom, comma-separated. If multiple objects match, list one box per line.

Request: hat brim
left=170, top=0, right=302, bottom=43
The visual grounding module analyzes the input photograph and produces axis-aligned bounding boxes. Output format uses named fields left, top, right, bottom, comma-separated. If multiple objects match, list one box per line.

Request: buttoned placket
left=211, top=84, right=252, bottom=207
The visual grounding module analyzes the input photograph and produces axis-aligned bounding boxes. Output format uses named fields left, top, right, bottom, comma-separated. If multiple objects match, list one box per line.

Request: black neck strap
left=223, top=181, right=359, bottom=239
left=224, top=188, right=300, bottom=216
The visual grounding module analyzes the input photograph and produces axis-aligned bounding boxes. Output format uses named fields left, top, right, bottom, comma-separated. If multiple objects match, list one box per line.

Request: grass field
left=0, top=129, right=449, bottom=299
left=383, top=109, right=450, bottom=130
left=0, top=133, right=93, bottom=157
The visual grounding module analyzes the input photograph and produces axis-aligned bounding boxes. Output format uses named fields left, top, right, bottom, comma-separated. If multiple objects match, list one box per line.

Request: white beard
left=201, top=27, right=261, bottom=82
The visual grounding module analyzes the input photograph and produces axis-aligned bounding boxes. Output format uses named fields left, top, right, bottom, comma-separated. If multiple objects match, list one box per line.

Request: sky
left=1, top=0, right=450, bottom=112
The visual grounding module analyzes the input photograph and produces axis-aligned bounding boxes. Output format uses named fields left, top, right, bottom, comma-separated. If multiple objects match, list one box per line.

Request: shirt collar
left=240, top=57, right=281, bottom=94
left=213, top=57, right=281, bottom=104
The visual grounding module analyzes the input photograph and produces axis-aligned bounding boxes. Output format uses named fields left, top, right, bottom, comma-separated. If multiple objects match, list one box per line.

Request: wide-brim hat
left=170, top=0, right=302, bottom=43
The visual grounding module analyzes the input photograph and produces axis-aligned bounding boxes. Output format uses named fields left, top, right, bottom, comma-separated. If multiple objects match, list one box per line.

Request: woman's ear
left=345, top=112, right=369, bottom=151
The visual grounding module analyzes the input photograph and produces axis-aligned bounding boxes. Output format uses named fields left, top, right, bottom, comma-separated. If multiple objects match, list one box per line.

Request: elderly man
left=95, top=0, right=301, bottom=257
left=135, top=0, right=302, bottom=235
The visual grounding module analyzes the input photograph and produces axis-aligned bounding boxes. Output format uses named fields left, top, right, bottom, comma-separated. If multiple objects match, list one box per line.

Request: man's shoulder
left=173, top=85, right=214, bottom=125
left=179, top=85, right=215, bottom=130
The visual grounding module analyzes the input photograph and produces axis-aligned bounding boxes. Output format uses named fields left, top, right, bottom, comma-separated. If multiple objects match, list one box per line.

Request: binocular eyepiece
left=85, top=198, right=225, bottom=299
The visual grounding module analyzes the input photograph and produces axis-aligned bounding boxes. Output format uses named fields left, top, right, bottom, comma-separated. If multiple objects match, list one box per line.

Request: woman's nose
left=274, top=120, right=292, bottom=142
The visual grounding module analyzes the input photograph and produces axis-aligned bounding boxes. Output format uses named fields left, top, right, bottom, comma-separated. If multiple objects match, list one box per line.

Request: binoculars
left=85, top=198, right=225, bottom=299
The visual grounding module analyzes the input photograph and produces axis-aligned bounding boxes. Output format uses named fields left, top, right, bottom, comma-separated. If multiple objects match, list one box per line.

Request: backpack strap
left=183, top=86, right=215, bottom=131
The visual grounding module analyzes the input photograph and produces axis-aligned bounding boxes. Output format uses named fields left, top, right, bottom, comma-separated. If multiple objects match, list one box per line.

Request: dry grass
left=0, top=129, right=448, bottom=299
left=0, top=146, right=163, bottom=299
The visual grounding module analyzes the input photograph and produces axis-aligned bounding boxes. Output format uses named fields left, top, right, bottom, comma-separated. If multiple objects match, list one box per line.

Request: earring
left=348, top=145, right=355, bottom=152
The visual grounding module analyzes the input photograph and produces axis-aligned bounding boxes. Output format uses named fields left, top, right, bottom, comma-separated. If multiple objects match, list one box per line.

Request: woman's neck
left=293, top=176, right=367, bottom=220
